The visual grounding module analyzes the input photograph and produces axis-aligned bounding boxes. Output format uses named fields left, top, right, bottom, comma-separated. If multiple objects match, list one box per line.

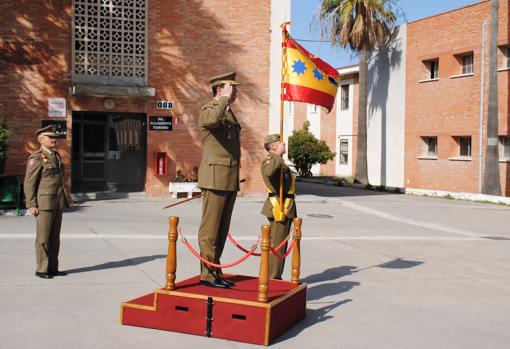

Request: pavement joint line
left=338, top=200, right=487, bottom=238
left=0, top=233, right=487, bottom=241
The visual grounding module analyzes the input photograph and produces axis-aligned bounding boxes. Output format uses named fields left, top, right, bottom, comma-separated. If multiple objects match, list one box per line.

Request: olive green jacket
left=197, top=96, right=241, bottom=191
left=260, top=153, right=296, bottom=218
left=24, top=148, right=71, bottom=211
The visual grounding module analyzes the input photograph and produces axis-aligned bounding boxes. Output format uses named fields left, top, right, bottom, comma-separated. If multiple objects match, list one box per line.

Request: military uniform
left=197, top=72, right=241, bottom=283
left=24, top=125, right=71, bottom=278
left=261, top=134, right=296, bottom=280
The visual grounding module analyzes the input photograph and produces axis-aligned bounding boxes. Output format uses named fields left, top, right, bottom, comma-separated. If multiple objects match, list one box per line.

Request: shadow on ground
left=66, top=254, right=166, bottom=274
left=277, top=258, right=424, bottom=343
left=296, top=181, right=396, bottom=198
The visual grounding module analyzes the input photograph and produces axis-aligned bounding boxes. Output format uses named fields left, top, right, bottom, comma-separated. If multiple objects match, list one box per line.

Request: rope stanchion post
left=165, top=216, right=179, bottom=290
left=291, top=218, right=302, bottom=285
left=257, top=225, right=271, bottom=303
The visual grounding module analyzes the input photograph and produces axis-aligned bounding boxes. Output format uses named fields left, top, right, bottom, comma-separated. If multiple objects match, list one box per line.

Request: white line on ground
left=0, top=234, right=485, bottom=241
left=339, top=200, right=487, bottom=238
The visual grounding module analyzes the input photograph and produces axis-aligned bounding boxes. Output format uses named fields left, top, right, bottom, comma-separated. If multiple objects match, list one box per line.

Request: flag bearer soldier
left=261, top=134, right=296, bottom=280
left=197, top=72, right=241, bottom=289
left=24, top=125, right=72, bottom=279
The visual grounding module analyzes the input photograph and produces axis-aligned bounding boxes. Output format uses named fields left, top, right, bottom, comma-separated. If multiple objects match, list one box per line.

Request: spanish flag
left=282, top=26, right=340, bottom=113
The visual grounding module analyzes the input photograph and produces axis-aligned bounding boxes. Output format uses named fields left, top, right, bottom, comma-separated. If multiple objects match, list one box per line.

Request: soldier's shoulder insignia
left=27, top=154, right=41, bottom=167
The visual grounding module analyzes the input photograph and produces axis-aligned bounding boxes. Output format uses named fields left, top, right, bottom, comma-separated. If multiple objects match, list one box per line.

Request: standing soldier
left=24, top=125, right=72, bottom=279
left=261, top=134, right=296, bottom=280
left=197, top=72, right=241, bottom=289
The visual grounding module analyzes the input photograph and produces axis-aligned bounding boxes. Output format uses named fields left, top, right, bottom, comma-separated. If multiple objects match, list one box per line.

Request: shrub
left=0, top=119, right=11, bottom=176
left=288, top=121, right=335, bottom=177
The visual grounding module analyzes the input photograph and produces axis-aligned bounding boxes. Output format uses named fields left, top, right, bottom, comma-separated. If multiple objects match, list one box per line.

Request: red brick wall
left=0, top=0, right=271, bottom=196
left=405, top=0, right=509, bottom=195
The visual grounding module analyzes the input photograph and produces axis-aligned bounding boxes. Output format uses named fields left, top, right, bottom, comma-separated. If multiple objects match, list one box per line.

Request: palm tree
left=318, top=0, right=399, bottom=185
left=482, top=0, right=501, bottom=196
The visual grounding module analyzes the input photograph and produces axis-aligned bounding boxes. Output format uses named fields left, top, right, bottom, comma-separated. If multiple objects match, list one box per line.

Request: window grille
left=340, top=85, right=349, bottom=110
left=73, top=0, right=147, bottom=85
left=499, top=136, right=510, bottom=159
left=459, top=137, right=472, bottom=157
left=461, top=54, right=473, bottom=74
left=423, top=59, right=439, bottom=79
left=422, top=137, right=437, bottom=156
left=339, top=139, right=348, bottom=164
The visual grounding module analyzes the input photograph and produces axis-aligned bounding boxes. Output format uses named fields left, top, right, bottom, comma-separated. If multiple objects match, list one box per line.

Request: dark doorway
left=72, top=112, right=147, bottom=193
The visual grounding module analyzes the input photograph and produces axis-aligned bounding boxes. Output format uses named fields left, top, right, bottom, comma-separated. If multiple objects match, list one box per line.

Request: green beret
left=36, top=125, right=57, bottom=137
left=209, top=71, right=240, bottom=87
left=264, top=134, right=280, bottom=145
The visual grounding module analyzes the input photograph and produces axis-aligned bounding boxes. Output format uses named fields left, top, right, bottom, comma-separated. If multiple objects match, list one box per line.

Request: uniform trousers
left=268, top=218, right=292, bottom=280
left=198, top=189, right=237, bottom=281
left=35, top=209, right=63, bottom=273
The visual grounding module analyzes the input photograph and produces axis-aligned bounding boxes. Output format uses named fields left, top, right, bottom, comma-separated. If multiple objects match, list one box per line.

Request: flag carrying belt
left=266, top=176, right=296, bottom=222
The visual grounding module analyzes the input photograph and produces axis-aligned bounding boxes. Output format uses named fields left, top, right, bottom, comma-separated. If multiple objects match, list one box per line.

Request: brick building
left=0, top=0, right=290, bottom=196
left=292, top=0, right=509, bottom=196
left=405, top=0, right=509, bottom=196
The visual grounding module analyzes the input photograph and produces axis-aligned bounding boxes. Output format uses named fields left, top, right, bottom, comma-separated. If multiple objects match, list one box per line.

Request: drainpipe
left=478, top=21, right=486, bottom=193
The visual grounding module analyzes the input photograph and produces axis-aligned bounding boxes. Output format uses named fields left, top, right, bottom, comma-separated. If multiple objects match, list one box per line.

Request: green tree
left=0, top=119, right=11, bottom=176
left=318, top=0, right=400, bottom=184
left=288, top=121, right=335, bottom=177
left=482, top=0, right=501, bottom=196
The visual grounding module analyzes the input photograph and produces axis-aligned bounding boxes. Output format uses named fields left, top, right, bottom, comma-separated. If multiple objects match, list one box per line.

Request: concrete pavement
left=1, top=182, right=509, bottom=348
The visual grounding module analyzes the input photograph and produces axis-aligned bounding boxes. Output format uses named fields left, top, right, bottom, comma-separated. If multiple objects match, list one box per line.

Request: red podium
left=121, top=275, right=307, bottom=345
left=121, top=217, right=306, bottom=345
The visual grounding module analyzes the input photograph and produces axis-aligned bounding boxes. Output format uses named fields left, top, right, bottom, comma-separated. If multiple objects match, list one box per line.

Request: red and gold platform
left=121, top=216, right=306, bottom=345
left=121, top=275, right=307, bottom=345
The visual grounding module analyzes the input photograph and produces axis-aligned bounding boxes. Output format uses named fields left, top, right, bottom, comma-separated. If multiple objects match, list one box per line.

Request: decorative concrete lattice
left=73, top=0, right=147, bottom=84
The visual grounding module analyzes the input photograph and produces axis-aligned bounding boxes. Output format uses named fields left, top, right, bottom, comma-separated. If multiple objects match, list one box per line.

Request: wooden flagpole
left=279, top=22, right=292, bottom=209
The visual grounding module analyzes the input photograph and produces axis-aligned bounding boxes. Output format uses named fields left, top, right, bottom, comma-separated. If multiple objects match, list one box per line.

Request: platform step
left=121, top=275, right=307, bottom=345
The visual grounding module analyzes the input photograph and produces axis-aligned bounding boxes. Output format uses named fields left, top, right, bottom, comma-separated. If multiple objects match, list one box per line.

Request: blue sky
left=291, top=0, right=481, bottom=68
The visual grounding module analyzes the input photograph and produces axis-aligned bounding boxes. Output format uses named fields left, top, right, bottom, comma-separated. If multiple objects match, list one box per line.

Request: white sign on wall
left=48, top=98, right=67, bottom=117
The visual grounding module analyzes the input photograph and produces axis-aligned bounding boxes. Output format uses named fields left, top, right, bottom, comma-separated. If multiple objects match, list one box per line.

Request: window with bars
left=340, top=85, right=349, bottom=110
left=456, top=136, right=472, bottom=157
left=461, top=53, right=474, bottom=74
left=339, top=139, right=348, bottom=164
left=421, top=136, right=437, bottom=157
left=499, top=45, right=510, bottom=69
left=72, top=0, right=147, bottom=85
left=499, top=136, right=510, bottom=160
left=423, top=59, right=439, bottom=79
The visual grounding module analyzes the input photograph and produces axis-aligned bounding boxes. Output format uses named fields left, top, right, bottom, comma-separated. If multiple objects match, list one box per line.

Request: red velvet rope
left=178, top=228, right=259, bottom=269
left=227, top=225, right=294, bottom=257
left=270, top=239, right=296, bottom=260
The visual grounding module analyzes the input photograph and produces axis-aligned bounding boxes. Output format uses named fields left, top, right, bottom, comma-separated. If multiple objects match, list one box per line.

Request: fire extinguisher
left=158, top=155, right=164, bottom=175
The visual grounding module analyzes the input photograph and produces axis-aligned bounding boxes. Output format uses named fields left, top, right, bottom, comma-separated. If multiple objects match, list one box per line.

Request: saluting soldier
left=24, top=125, right=72, bottom=279
left=261, top=134, right=297, bottom=280
left=197, top=72, right=241, bottom=289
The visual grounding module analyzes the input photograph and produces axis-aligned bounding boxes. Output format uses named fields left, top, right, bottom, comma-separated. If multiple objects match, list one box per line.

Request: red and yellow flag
left=281, top=26, right=340, bottom=113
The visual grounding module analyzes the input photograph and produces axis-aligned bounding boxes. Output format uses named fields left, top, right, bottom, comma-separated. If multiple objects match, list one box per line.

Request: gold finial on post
left=291, top=218, right=302, bottom=285
left=165, top=216, right=179, bottom=290
left=258, top=224, right=271, bottom=303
